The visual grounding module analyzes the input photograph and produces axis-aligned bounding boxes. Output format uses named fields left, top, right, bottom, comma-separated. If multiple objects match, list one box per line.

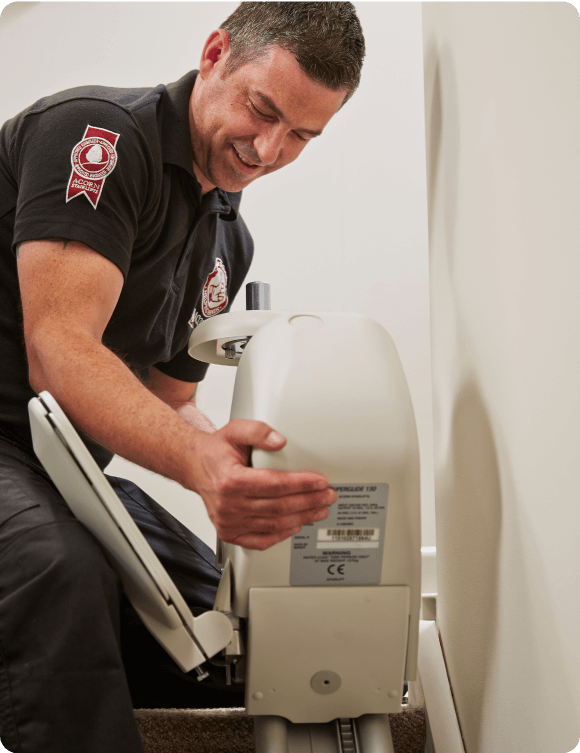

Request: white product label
left=290, top=484, right=389, bottom=586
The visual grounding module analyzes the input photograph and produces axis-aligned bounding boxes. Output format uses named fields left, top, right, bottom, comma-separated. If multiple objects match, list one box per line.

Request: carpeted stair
left=134, top=706, right=426, bottom=752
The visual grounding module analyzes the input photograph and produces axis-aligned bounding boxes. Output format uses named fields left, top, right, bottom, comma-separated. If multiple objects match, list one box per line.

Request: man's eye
left=250, top=102, right=271, bottom=119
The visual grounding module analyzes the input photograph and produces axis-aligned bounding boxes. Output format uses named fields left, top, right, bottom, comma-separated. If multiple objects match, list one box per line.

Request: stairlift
left=28, top=282, right=421, bottom=753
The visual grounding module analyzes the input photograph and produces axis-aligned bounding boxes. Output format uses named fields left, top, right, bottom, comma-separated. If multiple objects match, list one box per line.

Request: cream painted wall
left=0, top=3, right=433, bottom=549
left=423, top=4, right=580, bottom=753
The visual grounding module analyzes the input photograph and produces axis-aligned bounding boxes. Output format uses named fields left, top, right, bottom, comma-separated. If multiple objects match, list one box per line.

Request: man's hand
left=189, top=418, right=337, bottom=550
left=148, top=368, right=336, bottom=550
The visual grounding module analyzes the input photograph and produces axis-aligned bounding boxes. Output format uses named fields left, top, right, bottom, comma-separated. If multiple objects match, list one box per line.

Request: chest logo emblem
left=66, top=125, right=120, bottom=209
left=202, top=258, right=228, bottom=318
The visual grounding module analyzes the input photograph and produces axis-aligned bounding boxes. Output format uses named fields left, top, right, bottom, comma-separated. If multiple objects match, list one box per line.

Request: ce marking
left=327, top=564, right=345, bottom=575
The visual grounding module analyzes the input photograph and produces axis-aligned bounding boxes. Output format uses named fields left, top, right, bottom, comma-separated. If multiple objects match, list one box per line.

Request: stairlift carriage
left=28, top=282, right=421, bottom=753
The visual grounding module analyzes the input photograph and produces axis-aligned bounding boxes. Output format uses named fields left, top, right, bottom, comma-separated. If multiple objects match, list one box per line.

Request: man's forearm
left=175, top=402, right=216, bottom=434
left=27, top=325, right=207, bottom=491
left=146, top=369, right=217, bottom=435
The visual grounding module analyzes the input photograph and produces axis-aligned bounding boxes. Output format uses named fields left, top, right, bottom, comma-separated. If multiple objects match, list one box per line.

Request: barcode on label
left=318, top=528, right=380, bottom=542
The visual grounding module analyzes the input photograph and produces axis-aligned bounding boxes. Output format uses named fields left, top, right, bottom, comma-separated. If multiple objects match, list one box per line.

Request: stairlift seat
left=28, top=391, right=233, bottom=675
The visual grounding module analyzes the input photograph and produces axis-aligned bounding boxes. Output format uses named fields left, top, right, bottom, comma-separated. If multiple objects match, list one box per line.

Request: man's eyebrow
left=254, top=90, right=323, bottom=137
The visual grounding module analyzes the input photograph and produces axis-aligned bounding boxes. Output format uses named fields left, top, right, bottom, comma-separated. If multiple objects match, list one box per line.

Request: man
left=0, top=3, right=365, bottom=751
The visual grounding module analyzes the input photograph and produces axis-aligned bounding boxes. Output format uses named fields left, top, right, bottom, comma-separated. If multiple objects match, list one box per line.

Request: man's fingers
left=209, top=483, right=336, bottom=545
left=245, top=487, right=337, bottom=517
left=215, top=487, right=335, bottom=544
left=232, top=464, right=332, bottom=499
left=218, top=503, right=330, bottom=541
left=252, top=504, right=331, bottom=533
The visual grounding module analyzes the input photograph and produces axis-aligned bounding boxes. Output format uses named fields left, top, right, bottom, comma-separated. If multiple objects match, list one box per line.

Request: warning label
left=290, top=483, right=389, bottom=586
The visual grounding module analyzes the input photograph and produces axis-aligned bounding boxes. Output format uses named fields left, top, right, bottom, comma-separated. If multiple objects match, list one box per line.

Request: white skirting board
left=409, top=621, right=465, bottom=753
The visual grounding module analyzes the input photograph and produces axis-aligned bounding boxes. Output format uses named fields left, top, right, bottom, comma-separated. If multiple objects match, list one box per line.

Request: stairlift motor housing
left=188, top=309, right=421, bottom=724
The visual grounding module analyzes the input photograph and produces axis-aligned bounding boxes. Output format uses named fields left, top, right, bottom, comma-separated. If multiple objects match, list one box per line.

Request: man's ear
left=199, top=29, right=231, bottom=79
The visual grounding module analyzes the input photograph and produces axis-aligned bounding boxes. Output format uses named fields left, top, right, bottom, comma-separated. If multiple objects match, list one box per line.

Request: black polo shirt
left=0, top=71, right=254, bottom=466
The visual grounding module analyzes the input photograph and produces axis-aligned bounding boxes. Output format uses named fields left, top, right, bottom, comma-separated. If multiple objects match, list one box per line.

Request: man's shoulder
left=23, top=83, right=164, bottom=126
left=4, top=72, right=197, bottom=159
left=1, top=83, right=171, bottom=173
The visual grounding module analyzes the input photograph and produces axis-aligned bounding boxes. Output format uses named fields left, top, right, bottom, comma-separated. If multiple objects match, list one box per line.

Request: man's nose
left=254, top=125, right=286, bottom=166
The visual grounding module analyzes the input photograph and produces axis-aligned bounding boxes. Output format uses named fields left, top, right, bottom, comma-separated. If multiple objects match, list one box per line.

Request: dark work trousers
left=0, top=437, right=244, bottom=753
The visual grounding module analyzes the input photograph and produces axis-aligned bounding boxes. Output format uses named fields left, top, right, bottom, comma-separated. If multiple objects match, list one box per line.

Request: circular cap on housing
left=311, top=670, right=342, bottom=695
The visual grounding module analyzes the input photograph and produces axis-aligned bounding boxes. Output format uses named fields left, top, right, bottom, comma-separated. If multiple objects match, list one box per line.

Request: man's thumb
left=260, top=428, right=286, bottom=450
left=226, top=419, right=286, bottom=451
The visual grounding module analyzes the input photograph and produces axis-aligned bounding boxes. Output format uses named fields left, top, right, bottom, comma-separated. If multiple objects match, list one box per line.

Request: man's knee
left=1, top=520, right=122, bottom=623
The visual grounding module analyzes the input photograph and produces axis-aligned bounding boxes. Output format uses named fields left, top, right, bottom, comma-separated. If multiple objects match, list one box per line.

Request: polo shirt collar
left=161, top=70, right=242, bottom=221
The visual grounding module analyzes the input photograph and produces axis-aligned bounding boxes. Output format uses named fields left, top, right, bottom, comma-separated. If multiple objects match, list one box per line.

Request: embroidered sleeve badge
left=66, top=125, right=120, bottom=208
left=202, top=258, right=229, bottom=317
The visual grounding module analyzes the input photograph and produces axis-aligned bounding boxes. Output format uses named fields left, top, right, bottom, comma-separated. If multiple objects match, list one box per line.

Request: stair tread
left=134, top=706, right=427, bottom=753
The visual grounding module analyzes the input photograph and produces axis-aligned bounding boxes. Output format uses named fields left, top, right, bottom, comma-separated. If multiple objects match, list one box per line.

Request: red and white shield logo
left=66, top=125, right=120, bottom=208
left=202, top=258, right=228, bottom=317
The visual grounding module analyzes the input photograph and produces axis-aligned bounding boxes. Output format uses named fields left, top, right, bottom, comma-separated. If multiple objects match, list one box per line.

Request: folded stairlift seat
left=28, top=391, right=233, bottom=675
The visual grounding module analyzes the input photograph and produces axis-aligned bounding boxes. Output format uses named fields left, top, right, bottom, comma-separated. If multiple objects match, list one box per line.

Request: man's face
left=189, top=32, right=348, bottom=194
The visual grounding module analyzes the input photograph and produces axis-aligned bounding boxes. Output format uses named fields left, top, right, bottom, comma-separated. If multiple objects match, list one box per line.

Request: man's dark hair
left=220, top=2, right=365, bottom=105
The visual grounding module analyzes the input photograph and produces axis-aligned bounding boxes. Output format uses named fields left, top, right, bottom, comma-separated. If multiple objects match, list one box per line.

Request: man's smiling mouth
left=232, top=145, right=260, bottom=170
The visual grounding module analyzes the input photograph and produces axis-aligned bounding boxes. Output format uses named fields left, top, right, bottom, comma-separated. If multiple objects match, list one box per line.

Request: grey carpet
left=134, top=706, right=426, bottom=752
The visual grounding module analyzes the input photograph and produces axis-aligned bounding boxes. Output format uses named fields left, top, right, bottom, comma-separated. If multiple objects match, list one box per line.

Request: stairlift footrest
left=247, top=586, right=410, bottom=723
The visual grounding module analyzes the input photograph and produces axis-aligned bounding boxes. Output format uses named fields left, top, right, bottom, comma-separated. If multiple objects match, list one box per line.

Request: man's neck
left=189, top=84, right=216, bottom=196
left=192, top=162, right=216, bottom=196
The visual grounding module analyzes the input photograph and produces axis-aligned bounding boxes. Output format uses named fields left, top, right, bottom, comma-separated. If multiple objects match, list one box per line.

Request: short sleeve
left=11, top=98, right=151, bottom=279
left=153, top=347, right=211, bottom=383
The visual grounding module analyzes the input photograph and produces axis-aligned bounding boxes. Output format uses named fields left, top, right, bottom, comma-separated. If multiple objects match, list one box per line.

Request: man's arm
left=147, top=367, right=215, bottom=435
left=17, top=239, right=335, bottom=550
